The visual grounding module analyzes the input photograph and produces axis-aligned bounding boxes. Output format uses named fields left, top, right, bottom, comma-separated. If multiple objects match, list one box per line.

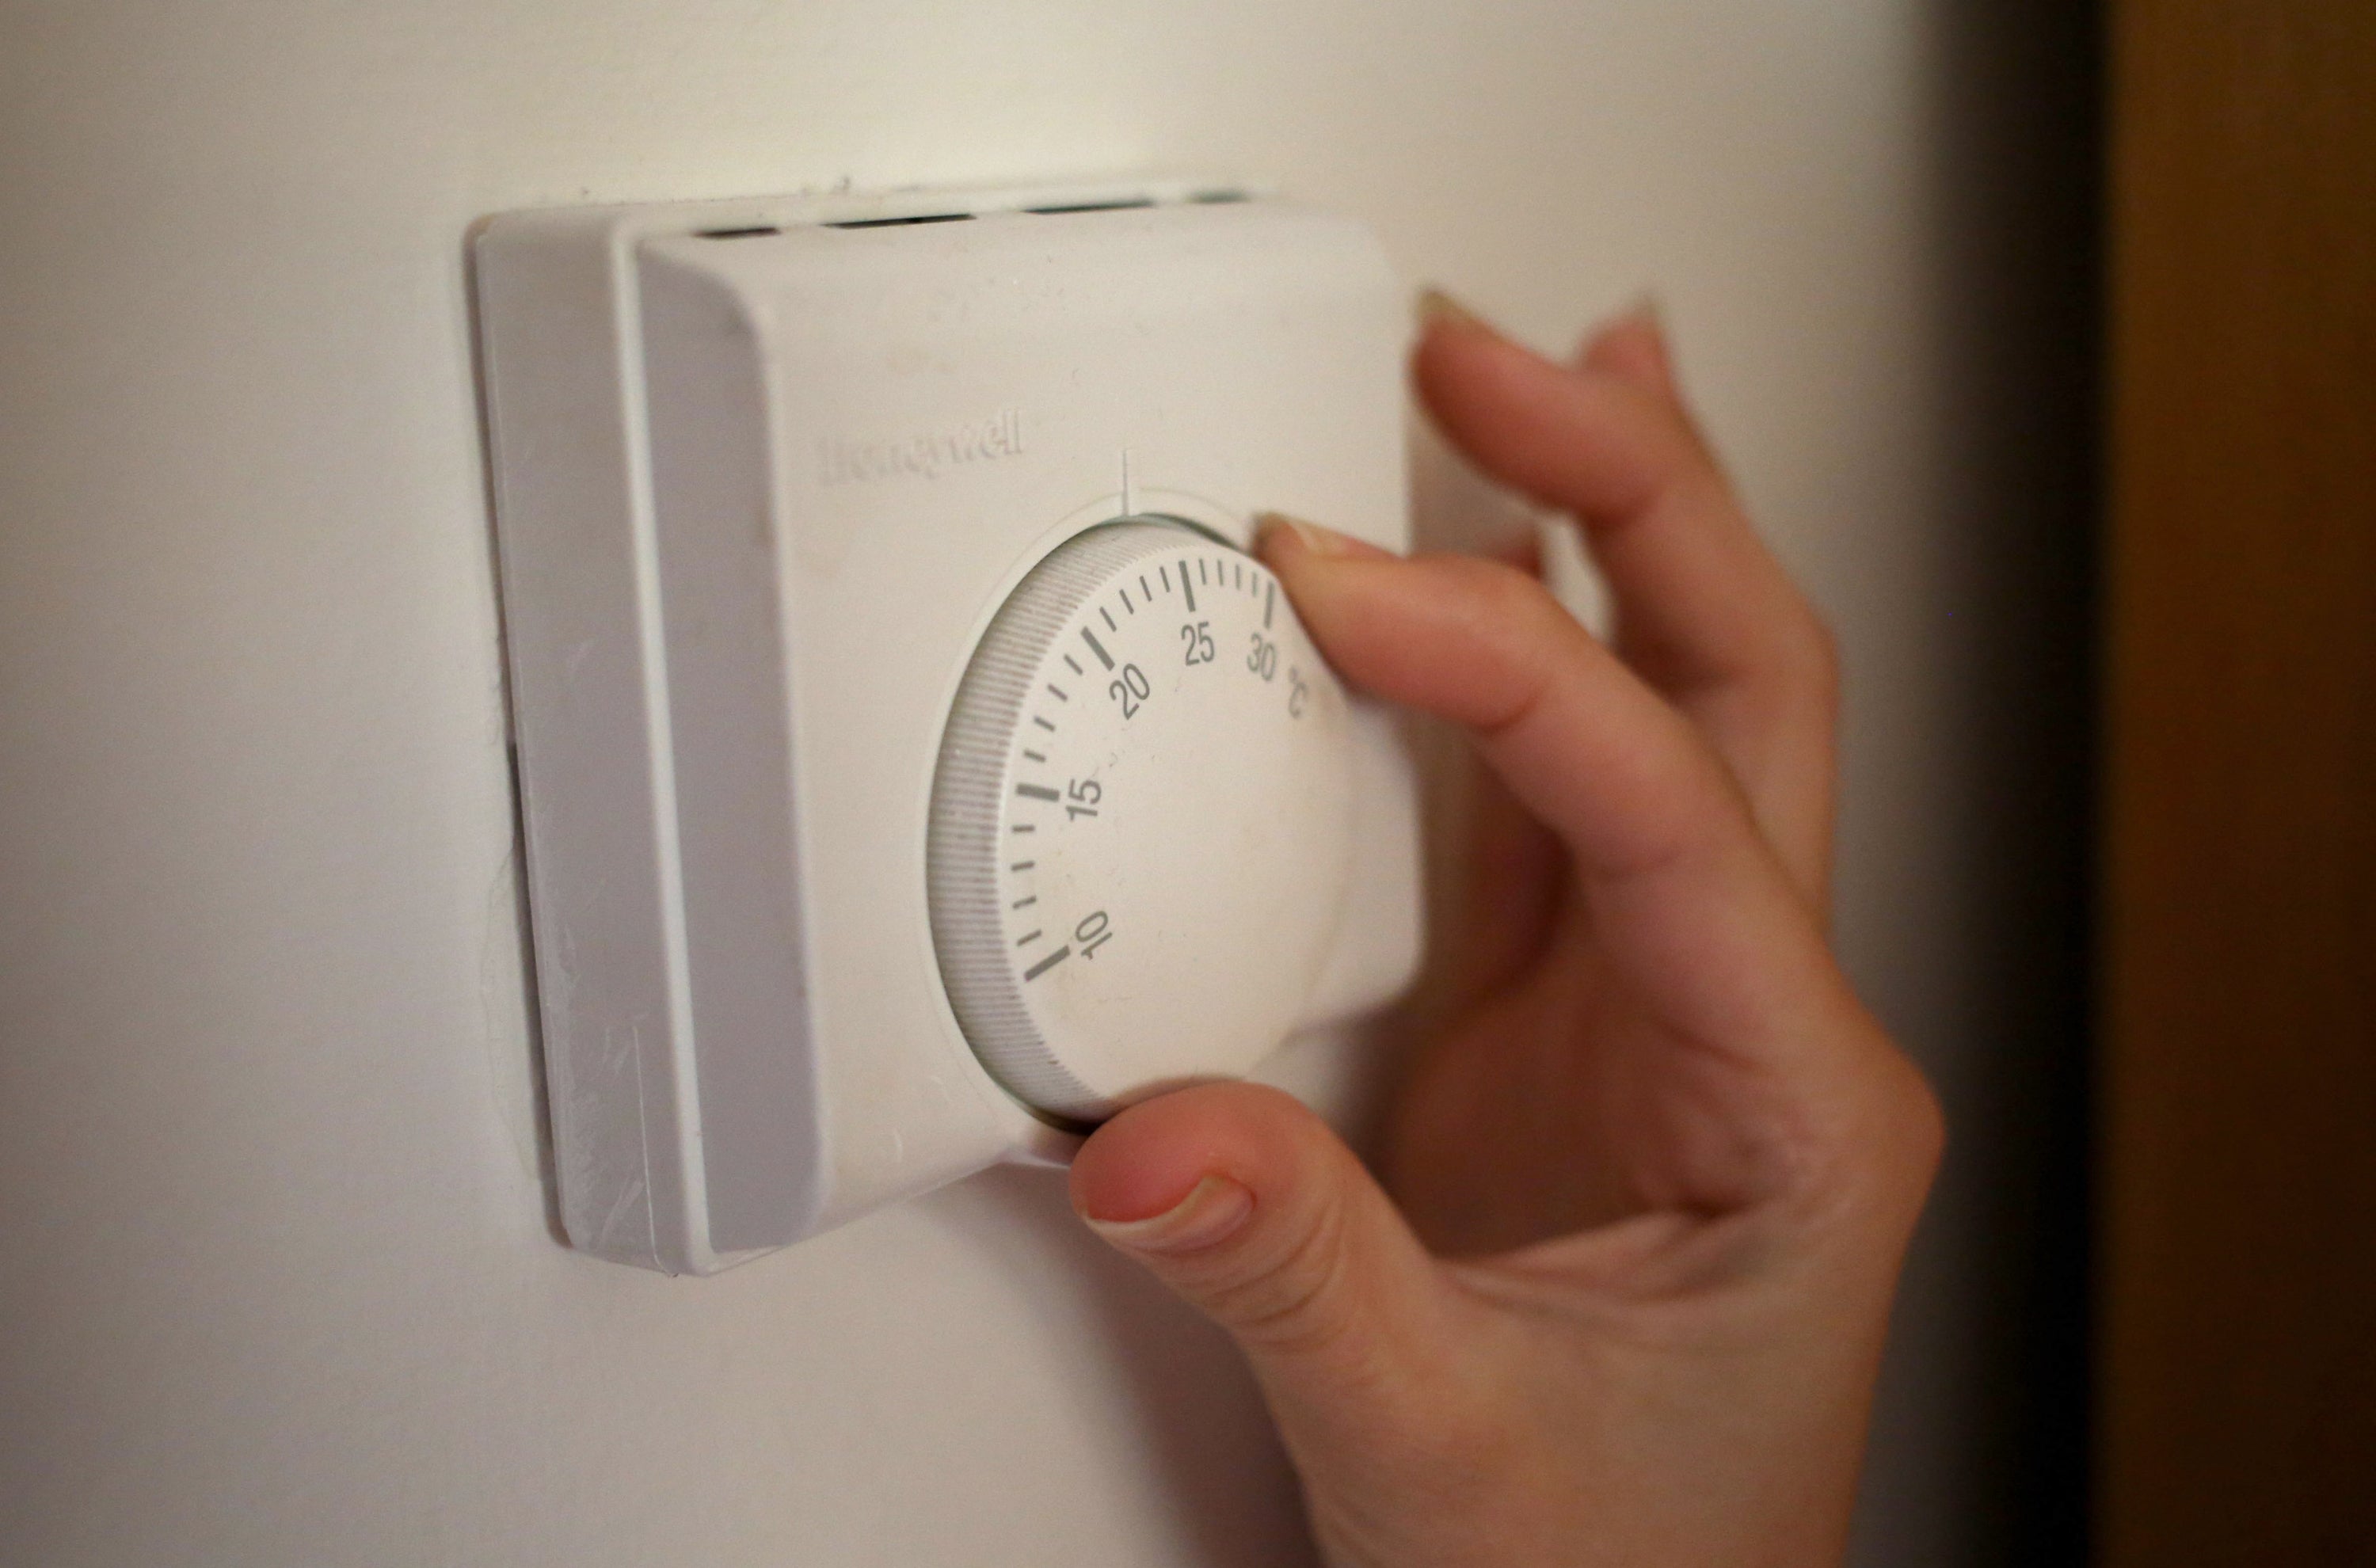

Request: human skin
left=1068, top=295, right=1944, bottom=1567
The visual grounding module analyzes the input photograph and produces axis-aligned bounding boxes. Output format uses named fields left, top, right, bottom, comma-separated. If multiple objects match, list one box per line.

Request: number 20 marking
left=1109, top=663, right=1150, bottom=717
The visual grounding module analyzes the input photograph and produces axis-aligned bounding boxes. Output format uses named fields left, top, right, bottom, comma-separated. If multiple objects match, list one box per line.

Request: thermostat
left=474, top=179, right=1422, bottom=1273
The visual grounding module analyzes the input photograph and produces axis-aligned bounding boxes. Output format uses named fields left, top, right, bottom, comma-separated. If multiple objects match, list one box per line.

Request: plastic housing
left=473, top=180, right=1421, bottom=1273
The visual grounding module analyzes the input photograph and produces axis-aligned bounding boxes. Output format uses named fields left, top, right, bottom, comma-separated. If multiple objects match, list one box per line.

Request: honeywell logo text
left=817, top=411, right=1026, bottom=485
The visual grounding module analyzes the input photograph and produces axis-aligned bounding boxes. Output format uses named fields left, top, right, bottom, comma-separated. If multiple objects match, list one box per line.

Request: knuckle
left=1449, top=553, right=1559, bottom=631
left=1893, top=1057, right=1949, bottom=1183
left=1434, top=557, right=1580, bottom=733
left=1642, top=707, right=1750, bottom=834
left=1767, top=599, right=1841, bottom=714
left=1200, top=1203, right=1361, bottom=1359
left=1670, top=460, right=1738, bottom=519
left=1799, top=609, right=1841, bottom=698
left=1840, top=1043, right=1948, bottom=1218
left=1769, top=1009, right=1948, bottom=1234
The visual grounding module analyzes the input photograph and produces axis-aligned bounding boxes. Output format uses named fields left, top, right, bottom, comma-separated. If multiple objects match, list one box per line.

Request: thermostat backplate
left=474, top=179, right=1421, bottom=1273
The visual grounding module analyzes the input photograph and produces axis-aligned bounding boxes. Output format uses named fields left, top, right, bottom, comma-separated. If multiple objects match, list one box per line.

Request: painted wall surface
left=0, top=4, right=2094, bottom=1564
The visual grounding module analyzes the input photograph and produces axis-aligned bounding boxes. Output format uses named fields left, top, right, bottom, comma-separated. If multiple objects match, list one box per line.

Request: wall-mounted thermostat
left=474, top=179, right=1422, bottom=1274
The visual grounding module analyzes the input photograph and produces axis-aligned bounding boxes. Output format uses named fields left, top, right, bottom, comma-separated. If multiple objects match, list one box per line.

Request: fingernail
left=1255, top=511, right=1360, bottom=559
left=1418, top=285, right=1496, bottom=337
left=1084, top=1175, right=1255, bottom=1256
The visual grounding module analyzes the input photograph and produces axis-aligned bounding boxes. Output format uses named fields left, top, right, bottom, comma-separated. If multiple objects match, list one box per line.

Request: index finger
left=1259, top=519, right=1867, bottom=1093
left=1414, top=302, right=1838, bottom=907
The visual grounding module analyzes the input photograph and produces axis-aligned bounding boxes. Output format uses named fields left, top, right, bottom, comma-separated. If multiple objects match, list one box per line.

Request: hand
left=1068, top=295, right=1943, bottom=1567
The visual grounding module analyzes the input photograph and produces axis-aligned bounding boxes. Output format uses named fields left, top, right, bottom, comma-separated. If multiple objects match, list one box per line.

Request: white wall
left=0, top=3, right=2093, bottom=1563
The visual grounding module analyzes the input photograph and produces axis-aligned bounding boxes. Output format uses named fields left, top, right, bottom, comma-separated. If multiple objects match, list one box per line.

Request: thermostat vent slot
left=1025, top=199, right=1157, bottom=215
left=826, top=212, right=976, bottom=230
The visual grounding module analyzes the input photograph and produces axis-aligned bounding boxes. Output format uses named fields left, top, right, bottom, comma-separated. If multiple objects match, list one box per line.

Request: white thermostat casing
left=474, top=180, right=1422, bottom=1275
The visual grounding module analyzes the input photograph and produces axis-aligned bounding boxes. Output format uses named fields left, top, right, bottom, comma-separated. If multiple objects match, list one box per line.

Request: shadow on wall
left=1864, top=0, right=2101, bottom=1562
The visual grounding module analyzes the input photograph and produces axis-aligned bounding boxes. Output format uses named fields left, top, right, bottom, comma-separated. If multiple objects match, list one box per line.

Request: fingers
left=1413, top=295, right=1699, bottom=523
left=1412, top=295, right=1837, bottom=905
left=1575, top=300, right=1719, bottom=462
left=1575, top=299, right=1680, bottom=403
left=1072, top=1083, right=1477, bottom=1470
left=1262, top=524, right=1864, bottom=1089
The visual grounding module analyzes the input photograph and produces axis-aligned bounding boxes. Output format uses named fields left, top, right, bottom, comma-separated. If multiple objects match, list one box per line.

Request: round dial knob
left=927, top=519, right=1355, bottom=1124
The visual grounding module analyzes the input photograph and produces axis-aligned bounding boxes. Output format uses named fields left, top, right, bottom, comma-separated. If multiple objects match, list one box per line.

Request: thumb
left=1070, top=1083, right=1467, bottom=1462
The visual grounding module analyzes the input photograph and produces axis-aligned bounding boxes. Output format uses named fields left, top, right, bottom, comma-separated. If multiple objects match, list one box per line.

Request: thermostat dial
left=927, top=519, right=1355, bottom=1122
